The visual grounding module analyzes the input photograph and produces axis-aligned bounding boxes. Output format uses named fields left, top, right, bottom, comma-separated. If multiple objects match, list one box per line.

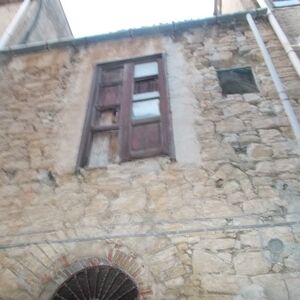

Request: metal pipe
left=0, top=0, right=32, bottom=49
left=246, top=13, right=300, bottom=146
left=214, top=0, right=222, bottom=16
left=256, top=0, right=300, bottom=79
left=21, top=0, right=42, bottom=44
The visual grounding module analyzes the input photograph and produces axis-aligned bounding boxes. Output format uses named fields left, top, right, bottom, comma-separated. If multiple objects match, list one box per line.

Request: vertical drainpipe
left=214, top=0, right=222, bottom=16
left=246, top=13, right=300, bottom=146
left=0, top=0, right=32, bottom=49
left=256, top=0, right=300, bottom=79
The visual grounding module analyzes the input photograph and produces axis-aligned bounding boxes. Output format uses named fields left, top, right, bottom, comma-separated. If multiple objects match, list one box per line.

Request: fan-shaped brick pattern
left=51, top=265, right=138, bottom=300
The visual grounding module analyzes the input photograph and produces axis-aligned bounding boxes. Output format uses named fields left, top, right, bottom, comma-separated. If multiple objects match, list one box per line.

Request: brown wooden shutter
left=80, top=65, right=124, bottom=168
left=127, top=56, right=171, bottom=159
left=76, top=55, right=174, bottom=169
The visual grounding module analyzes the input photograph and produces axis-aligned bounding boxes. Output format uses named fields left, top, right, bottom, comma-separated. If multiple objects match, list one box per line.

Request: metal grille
left=51, top=265, right=138, bottom=300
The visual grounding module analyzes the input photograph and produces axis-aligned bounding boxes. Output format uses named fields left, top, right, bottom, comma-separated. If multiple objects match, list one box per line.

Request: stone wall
left=0, top=17, right=300, bottom=299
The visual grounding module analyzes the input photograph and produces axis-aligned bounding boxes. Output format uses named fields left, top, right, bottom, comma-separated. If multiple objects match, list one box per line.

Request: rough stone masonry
left=0, top=16, right=300, bottom=299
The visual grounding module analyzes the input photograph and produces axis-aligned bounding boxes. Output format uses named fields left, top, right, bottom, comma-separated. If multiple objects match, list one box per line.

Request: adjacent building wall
left=0, top=16, right=300, bottom=300
left=273, top=6, right=300, bottom=56
left=221, top=0, right=300, bottom=57
left=0, top=1, right=21, bottom=37
left=24, top=0, right=72, bottom=44
left=222, top=0, right=256, bottom=14
left=1, top=0, right=72, bottom=47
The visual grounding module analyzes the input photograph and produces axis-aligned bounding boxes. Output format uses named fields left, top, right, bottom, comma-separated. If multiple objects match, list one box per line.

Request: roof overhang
left=0, top=8, right=268, bottom=55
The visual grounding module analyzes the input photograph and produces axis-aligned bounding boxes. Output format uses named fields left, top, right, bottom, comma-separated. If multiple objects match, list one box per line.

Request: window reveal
left=217, top=67, right=259, bottom=95
left=77, top=55, right=173, bottom=169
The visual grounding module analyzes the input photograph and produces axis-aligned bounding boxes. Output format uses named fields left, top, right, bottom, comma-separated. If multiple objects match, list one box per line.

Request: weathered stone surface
left=192, top=250, right=232, bottom=274
left=195, top=238, right=236, bottom=251
left=233, top=284, right=267, bottom=300
left=201, top=274, right=250, bottom=294
left=216, top=117, right=246, bottom=133
left=252, top=274, right=289, bottom=300
left=240, top=232, right=261, bottom=248
left=247, top=143, right=273, bottom=160
left=285, top=277, right=300, bottom=300
left=243, top=93, right=261, bottom=104
left=233, top=252, right=271, bottom=275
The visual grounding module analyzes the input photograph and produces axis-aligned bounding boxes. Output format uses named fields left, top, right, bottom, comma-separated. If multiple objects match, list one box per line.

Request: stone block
left=223, top=102, right=255, bottom=117
left=192, top=250, right=232, bottom=274
left=259, top=129, right=284, bottom=143
left=247, top=144, right=273, bottom=161
left=216, top=117, right=246, bottom=133
left=252, top=274, right=289, bottom=300
left=285, top=276, right=300, bottom=300
left=243, top=93, right=261, bottom=104
left=165, top=276, right=184, bottom=288
left=201, top=274, right=250, bottom=294
left=240, top=232, right=261, bottom=248
left=274, top=158, right=300, bottom=173
left=233, top=252, right=270, bottom=275
left=233, top=284, right=267, bottom=300
left=194, top=238, right=235, bottom=251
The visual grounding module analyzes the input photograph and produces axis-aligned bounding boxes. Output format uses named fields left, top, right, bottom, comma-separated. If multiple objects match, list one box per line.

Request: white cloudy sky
left=61, top=0, right=215, bottom=37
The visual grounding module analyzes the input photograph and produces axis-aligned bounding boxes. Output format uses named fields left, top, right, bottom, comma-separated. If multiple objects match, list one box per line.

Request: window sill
left=75, top=156, right=175, bottom=174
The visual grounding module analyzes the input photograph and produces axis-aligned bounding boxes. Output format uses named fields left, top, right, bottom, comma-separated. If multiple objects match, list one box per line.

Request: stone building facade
left=0, top=1, right=300, bottom=300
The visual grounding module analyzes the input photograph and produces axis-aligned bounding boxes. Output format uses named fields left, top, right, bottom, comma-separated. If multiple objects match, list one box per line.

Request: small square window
left=217, top=67, right=259, bottom=95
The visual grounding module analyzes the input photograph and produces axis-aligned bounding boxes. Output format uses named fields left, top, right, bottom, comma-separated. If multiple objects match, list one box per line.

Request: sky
left=61, top=0, right=215, bottom=38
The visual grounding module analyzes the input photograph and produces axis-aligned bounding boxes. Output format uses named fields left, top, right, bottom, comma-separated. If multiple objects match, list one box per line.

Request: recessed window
left=77, top=55, right=173, bottom=169
left=272, top=0, right=300, bottom=7
left=217, top=67, right=259, bottom=95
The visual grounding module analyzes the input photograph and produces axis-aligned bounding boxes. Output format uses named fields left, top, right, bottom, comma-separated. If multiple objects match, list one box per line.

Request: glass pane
left=132, top=99, right=160, bottom=120
left=133, top=91, right=160, bottom=101
left=88, top=131, right=119, bottom=167
left=134, top=62, right=158, bottom=78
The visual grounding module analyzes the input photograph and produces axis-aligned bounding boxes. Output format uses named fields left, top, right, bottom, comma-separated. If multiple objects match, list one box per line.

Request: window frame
left=76, top=54, right=174, bottom=170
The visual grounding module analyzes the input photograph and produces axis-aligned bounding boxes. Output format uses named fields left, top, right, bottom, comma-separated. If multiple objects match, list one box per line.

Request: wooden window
left=77, top=54, right=173, bottom=169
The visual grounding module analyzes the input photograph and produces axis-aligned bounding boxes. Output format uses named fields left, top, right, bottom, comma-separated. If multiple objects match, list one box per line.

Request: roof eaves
left=0, top=8, right=267, bottom=55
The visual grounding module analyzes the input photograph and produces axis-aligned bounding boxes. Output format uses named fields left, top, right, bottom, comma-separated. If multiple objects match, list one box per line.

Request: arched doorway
left=51, top=265, right=139, bottom=300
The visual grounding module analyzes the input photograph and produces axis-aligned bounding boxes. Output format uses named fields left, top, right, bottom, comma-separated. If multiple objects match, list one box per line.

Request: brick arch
left=39, top=242, right=153, bottom=300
